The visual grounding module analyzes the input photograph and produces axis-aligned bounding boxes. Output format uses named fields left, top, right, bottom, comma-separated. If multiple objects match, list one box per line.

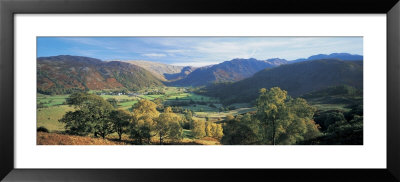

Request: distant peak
left=37, top=55, right=103, bottom=63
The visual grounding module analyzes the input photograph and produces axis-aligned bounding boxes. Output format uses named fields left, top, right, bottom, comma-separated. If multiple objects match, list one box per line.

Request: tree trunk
left=118, top=133, right=122, bottom=141
left=160, top=135, right=163, bottom=145
left=272, top=120, right=276, bottom=145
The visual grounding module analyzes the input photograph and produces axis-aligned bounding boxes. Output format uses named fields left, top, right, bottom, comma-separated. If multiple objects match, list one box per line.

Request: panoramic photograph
left=36, top=37, right=363, bottom=145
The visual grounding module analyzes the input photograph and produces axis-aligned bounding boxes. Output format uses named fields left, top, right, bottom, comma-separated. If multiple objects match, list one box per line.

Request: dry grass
left=37, top=132, right=221, bottom=145
left=176, top=137, right=221, bottom=145
left=37, top=132, right=129, bottom=145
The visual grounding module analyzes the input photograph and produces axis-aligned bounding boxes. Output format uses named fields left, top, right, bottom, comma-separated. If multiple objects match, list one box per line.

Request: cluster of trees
left=57, top=87, right=362, bottom=145
left=192, top=120, right=223, bottom=139
left=303, top=104, right=363, bottom=144
left=59, top=93, right=189, bottom=144
left=129, top=100, right=183, bottom=144
left=221, top=87, right=321, bottom=145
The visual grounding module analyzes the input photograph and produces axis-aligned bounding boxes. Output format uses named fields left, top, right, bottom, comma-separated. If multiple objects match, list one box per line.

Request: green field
left=118, top=100, right=138, bottom=110
left=37, top=105, right=74, bottom=132
left=138, top=94, right=164, bottom=100
left=166, top=92, right=219, bottom=102
left=194, top=107, right=256, bottom=121
left=37, top=94, right=69, bottom=107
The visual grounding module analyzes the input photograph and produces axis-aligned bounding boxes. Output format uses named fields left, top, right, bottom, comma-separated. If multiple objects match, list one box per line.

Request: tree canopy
left=222, top=87, right=321, bottom=145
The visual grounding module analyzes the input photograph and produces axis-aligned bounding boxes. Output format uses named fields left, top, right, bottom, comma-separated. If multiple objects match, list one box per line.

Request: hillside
left=301, top=85, right=363, bottom=112
left=37, top=55, right=164, bottom=94
left=125, top=60, right=195, bottom=81
left=170, top=58, right=288, bottom=86
left=201, top=59, right=363, bottom=104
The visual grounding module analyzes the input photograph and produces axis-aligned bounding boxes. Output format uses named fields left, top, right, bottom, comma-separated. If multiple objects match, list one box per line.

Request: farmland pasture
left=118, top=100, right=138, bottom=110
left=37, top=105, right=74, bottom=132
left=37, top=94, right=69, bottom=107
left=166, top=92, right=219, bottom=102
left=194, top=107, right=256, bottom=121
left=138, top=94, right=164, bottom=100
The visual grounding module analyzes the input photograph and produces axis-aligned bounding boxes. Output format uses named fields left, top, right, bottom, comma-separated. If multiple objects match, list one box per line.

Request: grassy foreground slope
left=37, top=131, right=220, bottom=145
left=37, top=132, right=128, bottom=145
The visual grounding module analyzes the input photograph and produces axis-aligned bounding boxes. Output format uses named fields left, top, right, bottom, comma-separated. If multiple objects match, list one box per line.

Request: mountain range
left=169, top=58, right=288, bottom=86
left=290, top=53, right=363, bottom=63
left=37, top=53, right=363, bottom=95
left=200, top=59, right=363, bottom=104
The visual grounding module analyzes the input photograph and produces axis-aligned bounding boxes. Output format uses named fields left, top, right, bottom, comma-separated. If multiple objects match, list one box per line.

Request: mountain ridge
left=200, top=59, right=363, bottom=104
left=37, top=55, right=164, bottom=94
left=290, top=53, right=363, bottom=63
left=169, top=58, right=289, bottom=86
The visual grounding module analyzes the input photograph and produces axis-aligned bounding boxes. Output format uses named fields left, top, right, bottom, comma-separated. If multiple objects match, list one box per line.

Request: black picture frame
left=1, top=0, right=399, bottom=181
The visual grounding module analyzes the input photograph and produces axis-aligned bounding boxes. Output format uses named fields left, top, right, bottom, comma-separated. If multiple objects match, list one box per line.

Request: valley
left=37, top=53, right=363, bottom=145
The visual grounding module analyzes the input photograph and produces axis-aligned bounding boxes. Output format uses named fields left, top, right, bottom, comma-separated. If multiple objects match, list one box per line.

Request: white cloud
left=142, top=53, right=167, bottom=57
left=52, top=37, right=363, bottom=65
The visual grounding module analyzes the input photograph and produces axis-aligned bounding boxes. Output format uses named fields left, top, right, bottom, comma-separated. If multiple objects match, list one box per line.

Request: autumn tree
left=205, top=121, right=213, bottom=137
left=256, top=87, right=321, bottom=145
left=255, top=87, right=287, bottom=145
left=130, top=99, right=159, bottom=144
left=192, top=120, right=206, bottom=138
left=155, top=107, right=183, bottom=144
left=215, top=124, right=224, bottom=139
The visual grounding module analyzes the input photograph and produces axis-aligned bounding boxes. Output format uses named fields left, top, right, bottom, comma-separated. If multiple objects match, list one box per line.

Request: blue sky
left=37, top=37, right=363, bottom=67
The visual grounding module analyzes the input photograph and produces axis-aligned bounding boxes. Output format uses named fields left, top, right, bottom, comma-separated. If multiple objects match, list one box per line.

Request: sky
left=37, top=37, right=363, bottom=67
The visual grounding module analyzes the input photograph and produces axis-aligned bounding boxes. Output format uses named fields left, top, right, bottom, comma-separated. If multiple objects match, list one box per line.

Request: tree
left=303, top=115, right=363, bottom=145
left=315, top=111, right=346, bottom=131
left=205, top=121, right=213, bottom=137
left=221, top=119, right=259, bottom=145
left=107, top=98, right=118, bottom=108
left=221, top=114, right=260, bottom=145
left=110, top=109, right=132, bottom=140
left=192, top=120, right=206, bottom=138
left=278, top=98, right=320, bottom=144
left=183, top=109, right=194, bottom=129
left=255, top=87, right=321, bottom=145
left=215, top=124, right=224, bottom=139
left=256, top=87, right=287, bottom=145
left=59, top=93, right=114, bottom=139
left=130, top=99, right=160, bottom=144
left=59, top=110, right=92, bottom=136
left=155, top=107, right=183, bottom=144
